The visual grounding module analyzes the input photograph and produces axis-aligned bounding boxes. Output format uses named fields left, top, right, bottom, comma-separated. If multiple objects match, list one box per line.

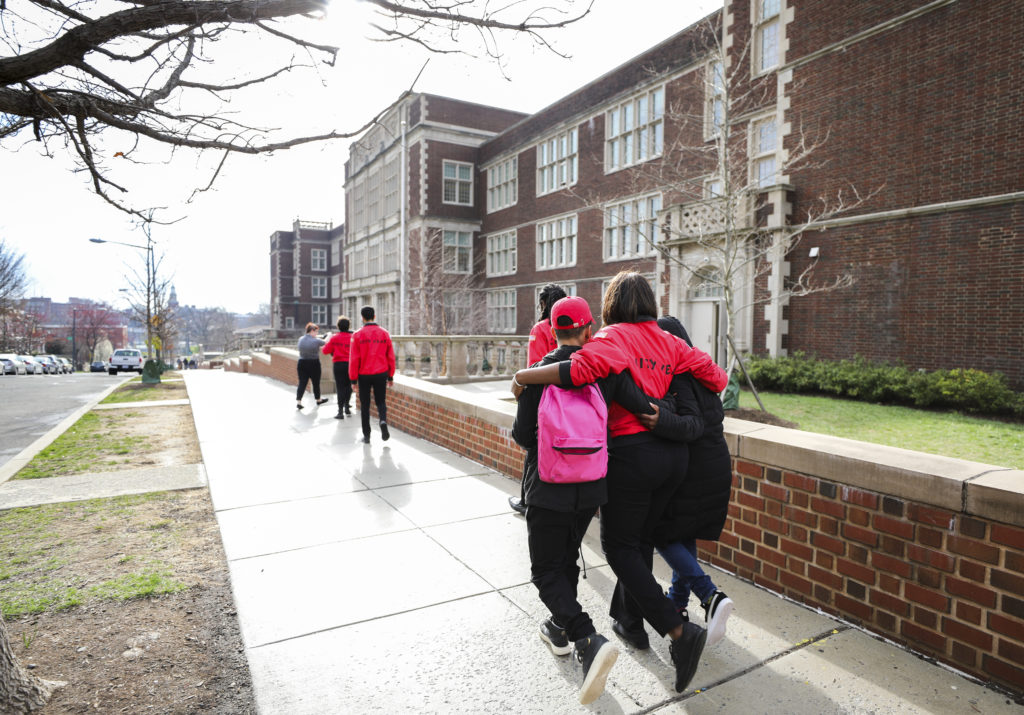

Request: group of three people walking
left=294, top=306, right=395, bottom=443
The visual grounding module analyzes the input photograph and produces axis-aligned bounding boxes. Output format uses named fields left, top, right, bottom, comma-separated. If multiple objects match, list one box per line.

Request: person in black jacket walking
left=512, top=297, right=659, bottom=705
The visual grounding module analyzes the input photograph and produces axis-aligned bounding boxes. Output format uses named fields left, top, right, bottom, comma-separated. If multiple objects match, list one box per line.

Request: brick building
left=269, top=219, right=345, bottom=332
left=337, top=0, right=1022, bottom=385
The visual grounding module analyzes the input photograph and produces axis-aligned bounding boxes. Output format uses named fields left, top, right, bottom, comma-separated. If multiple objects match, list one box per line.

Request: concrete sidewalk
left=1, top=370, right=1017, bottom=713
left=180, top=370, right=1017, bottom=714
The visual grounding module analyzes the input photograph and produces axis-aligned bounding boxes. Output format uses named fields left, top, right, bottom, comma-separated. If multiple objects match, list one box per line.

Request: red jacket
left=349, top=323, right=395, bottom=380
left=528, top=319, right=556, bottom=364
left=322, top=331, right=352, bottom=362
left=569, top=320, right=728, bottom=437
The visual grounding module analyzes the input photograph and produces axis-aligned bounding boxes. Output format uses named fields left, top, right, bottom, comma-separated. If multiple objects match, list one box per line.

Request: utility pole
left=89, top=234, right=155, bottom=359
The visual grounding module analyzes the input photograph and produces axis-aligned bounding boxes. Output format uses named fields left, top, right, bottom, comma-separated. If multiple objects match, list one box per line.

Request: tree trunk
left=0, top=615, right=65, bottom=713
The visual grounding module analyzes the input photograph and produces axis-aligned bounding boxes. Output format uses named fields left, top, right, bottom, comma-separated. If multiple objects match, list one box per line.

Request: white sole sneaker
left=539, top=629, right=571, bottom=657
left=706, top=596, right=734, bottom=647
left=579, top=642, right=618, bottom=705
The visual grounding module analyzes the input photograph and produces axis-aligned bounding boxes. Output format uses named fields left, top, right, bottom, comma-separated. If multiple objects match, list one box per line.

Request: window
left=443, top=161, right=473, bottom=205
left=443, top=230, right=472, bottom=273
left=486, top=230, right=517, bottom=276
left=312, top=305, right=327, bottom=324
left=751, top=117, right=778, bottom=189
left=606, top=86, right=664, bottom=171
left=367, top=169, right=381, bottom=224
left=384, top=158, right=399, bottom=215
left=486, top=289, right=517, bottom=333
left=604, top=194, right=662, bottom=261
left=312, top=276, right=327, bottom=299
left=537, top=129, right=578, bottom=195
left=367, top=241, right=380, bottom=276
left=706, top=60, right=726, bottom=139
left=706, top=177, right=724, bottom=198
left=311, top=248, right=327, bottom=271
left=285, top=316, right=294, bottom=330
left=383, top=233, right=398, bottom=272
left=487, top=157, right=518, bottom=212
left=691, top=267, right=725, bottom=298
left=755, top=0, right=781, bottom=74
left=536, top=214, right=577, bottom=270
left=350, top=179, right=365, bottom=233
left=443, top=291, right=472, bottom=332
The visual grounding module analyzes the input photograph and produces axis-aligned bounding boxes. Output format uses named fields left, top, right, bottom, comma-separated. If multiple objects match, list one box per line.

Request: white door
left=688, top=301, right=721, bottom=362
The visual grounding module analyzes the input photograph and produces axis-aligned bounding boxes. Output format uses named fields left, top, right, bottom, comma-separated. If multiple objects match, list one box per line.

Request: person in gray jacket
left=296, top=322, right=330, bottom=409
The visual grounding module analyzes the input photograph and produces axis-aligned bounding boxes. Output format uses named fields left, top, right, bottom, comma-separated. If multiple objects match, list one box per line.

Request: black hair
left=337, top=316, right=351, bottom=332
left=360, top=306, right=375, bottom=321
left=657, top=315, right=693, bottom=347
left=553, top=325, right=588, bottom=341
left=538, top=284, right=568, bottom=321
left=602, top=271, right=658, bottom=325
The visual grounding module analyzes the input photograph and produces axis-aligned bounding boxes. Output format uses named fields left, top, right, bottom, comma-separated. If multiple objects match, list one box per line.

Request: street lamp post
left=89, top=236, right=154, bottom=360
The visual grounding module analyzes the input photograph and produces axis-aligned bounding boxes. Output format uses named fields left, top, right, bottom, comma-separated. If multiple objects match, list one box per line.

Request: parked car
left=34, top=355, right=60, bottom=374
left=19, top=355, right=44, bottom=374
left=108, top=348, right=144, bottom=375
left=58, top=357, right=73, bottom=373
left=90, top=360, right=107, bottom=373
left=1, top=357, right=16, bottom=375
left=0, top=353, right=26, bottom=375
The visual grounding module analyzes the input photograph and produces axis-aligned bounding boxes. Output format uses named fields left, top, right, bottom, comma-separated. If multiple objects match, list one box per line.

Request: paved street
left=0, top=371, right=127, bottom=468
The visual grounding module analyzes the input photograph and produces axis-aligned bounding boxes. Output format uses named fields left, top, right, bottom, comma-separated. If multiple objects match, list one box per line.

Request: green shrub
left=743, top=354, right=1022, bottom=418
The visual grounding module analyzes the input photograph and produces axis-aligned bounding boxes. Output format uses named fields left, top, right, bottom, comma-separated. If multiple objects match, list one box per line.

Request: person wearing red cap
left=512, top=294, right=674, bottom=705
left=511, top=271, right=728, bottom=694
left=348, top=306, right=396, bottom=443
left=509, top=283, right=569, bottom=516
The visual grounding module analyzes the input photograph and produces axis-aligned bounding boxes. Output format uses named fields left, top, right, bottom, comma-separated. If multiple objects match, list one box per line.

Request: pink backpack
left=537, top=383, right=609, bottom=484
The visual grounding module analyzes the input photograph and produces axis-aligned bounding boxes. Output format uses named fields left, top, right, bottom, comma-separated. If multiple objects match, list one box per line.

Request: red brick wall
left=706, top=457, right=1024, bottom=696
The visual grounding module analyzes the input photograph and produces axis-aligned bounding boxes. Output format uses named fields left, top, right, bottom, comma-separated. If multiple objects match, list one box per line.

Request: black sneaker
left=508, top=496, right=527, bottom=515
left=669, top=622, right=706, bottom=693
left=362, top=435, right=370, bottom=444
left=538, top=618, right=571, bottom=656
left=611, top=619, right=649, bottom=650
left=702, top=590, right=733, bottom=647
left=573, top=633, right=618, bottom=705
left=334, top=412, right=344, bottom=420
left=380, top=422, right=390, bottom=441
left=344, top=405, right=352, bottom=415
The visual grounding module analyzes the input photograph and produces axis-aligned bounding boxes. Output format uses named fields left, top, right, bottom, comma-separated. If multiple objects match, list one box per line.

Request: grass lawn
left=738, top=390, right=1024, bottom=469
left=100, top=380, right=187, bottom=404
left=13, top=411, right=149, bottom=479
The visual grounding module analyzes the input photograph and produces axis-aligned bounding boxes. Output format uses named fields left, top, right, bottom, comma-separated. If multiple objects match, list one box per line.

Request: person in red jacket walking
left=349, top=306, right=396, bottom=443
left=322, top=315, right=354, bottom=419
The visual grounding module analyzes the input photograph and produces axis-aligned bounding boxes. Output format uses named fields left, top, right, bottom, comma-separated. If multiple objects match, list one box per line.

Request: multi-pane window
left=443, top=291, right=472, bottom=332
left=756, top=0, right=781, bottom=74
left=312, top=305, right=327, bottom=325
left=285, top=316, right=295, bottom=330
left=706, top=60, right=726, bottom=139
left=487, top=157, right=517, bottom=212
left=691, top=267, right=725, bottom=298
left=312, top=276, right=327, bottom=299
left=537, top=129, right=578, bottom=195
left=486, top=289, right=517, bottom=333
left=311, top=248, right=327, bottom=271
left=442, top=161, right=473, bottom=205
left=443, top=230, right=472, bottom=273
left=367, top=169, right=381, bottom=223
left=706, top=178, right=724, bottom=198
left=536, top=214, right=577, bottom=270
left=350, top=180, right=365, bottom=233
left=383, top=233, right=398, bottom=272
left=751, top=117, right=778, bottom=189
left=606, top=86, right=664, bottom=171
left=486, top=230, right=517, bottom=276
left=384, top=158, right=399, bottom=215
left=367, top=242, right=380, bottom=276
left=604, top=194, right=662, bottom=261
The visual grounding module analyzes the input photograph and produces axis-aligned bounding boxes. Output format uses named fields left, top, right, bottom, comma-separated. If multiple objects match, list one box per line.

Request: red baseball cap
left=551, top=296, right=594, bottom=329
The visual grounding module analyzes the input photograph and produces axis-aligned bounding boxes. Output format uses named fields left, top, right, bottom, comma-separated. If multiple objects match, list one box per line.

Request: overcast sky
left=1, top=0, right=720, bottom=314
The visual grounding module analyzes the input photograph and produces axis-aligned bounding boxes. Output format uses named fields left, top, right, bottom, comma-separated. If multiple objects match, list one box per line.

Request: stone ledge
left=966, top=469, right=1024, bottom=526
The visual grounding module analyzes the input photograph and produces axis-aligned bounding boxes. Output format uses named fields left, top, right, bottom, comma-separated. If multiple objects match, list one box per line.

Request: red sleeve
left=386, top=335, right=396, bottom=377
left=528, top=321, right=550, bottom=364
left=567, top=333, right=628, bottom=386
left=348, top=332, right=361, bottom=381
left=322, top=334, right=335, bottom=356
left=675, top=343, right=728, bottom=393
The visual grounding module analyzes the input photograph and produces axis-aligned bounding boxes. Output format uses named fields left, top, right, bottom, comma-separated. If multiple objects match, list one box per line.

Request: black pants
left=357, top=372, right=388, bottom=437
left=602, top=435, right=689, bottom=637
left=296, top=358, right=321, bottom=401
left=333, top=362, right=352, bottom=412
left=527, top=505, right=597, bottom=643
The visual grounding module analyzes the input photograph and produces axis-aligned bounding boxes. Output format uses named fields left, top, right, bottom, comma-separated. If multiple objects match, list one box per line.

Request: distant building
left=269, top=219, right=345, bottom=332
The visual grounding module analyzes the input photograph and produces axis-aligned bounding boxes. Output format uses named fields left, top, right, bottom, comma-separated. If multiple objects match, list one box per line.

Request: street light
left=89, top=236, right=155, bottom=360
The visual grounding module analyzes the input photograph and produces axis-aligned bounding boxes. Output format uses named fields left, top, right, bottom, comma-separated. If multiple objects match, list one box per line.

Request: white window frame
left=536, top=214, right=577, bottom=270
left=605, top=85, right=665, bottom=172
left=536, top=129, right=578, bottom=196
left=705, top=59, right=726, bottom=140
left=384, top=158, right=399, bottom=215
left=442, top=160, right=474, bottom=206
left=603, top=193, right=662, bottom=262
left=443, top=291, right=473, bottom=331
left=312, top=305, right=327, bottom=325
left=486, top=289, right=517, bottom=334
left=754, top=0, right=781, bottom=75
left=486, top=230, right=517, bottom=277
left=383, top=232, right=398, bottom=272
left=487, top=157, right=518, bottom=212
left=750, top=115, right=778, bottom=189
left=311, top=276, right=328, bottom=299
left=284, top=316, right=294, bottom=330
left=443, top=230, right=473, bottom=274
left=311, top=248, right=327, bottom=271
left=367, top=169, right=381, bottom=224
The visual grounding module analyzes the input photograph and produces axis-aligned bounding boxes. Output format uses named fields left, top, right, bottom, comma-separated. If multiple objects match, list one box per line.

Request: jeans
left=658, top=540, right=716, bottom=611
left=357, top=372, right=389, bottom=436
left=296, top=358, right=321, bottom=401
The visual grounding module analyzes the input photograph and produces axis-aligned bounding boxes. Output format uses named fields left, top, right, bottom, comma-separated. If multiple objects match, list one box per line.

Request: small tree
left=75, top=303, right=120, bottom=362
left=0, top=240, right=28, bottom=339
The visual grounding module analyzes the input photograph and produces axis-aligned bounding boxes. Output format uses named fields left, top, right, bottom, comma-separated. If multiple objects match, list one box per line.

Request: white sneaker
left=703, top=590, right=734, bottom=647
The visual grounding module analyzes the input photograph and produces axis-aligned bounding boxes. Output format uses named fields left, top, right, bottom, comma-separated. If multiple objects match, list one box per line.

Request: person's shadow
left=353, top=445, right=413, bottom=509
